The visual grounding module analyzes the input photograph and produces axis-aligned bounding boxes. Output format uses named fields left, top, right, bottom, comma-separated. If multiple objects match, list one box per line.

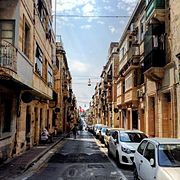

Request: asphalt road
left=24, top=131, right=133, bottom=180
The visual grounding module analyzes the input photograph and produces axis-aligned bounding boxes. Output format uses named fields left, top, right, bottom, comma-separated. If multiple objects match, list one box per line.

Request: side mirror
left=150, top=158, right=155, bottom=167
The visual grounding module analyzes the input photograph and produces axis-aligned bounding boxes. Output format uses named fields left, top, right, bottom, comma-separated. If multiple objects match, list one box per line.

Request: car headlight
left=121, top=146, right=132, bottom=154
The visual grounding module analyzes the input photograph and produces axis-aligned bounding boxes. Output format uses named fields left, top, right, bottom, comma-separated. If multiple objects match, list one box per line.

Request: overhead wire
left=54, top=14, right=130, bottom=18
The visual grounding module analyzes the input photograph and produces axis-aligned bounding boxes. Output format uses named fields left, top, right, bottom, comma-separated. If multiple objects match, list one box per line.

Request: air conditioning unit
left=130, top=23, right=138, bottom=35
left=48, top=82, right=52, bottom=87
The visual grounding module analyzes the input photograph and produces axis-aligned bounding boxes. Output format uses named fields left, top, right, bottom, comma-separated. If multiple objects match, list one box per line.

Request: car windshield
left=158, top=144, right=180, bottom=167
left=120, top=132, right=147, bottom=143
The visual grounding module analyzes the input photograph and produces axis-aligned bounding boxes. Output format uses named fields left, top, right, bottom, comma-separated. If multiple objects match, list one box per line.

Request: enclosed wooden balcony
left=117, top=94, right=124, bottom=106
left=143, top=23, right=165, bottom=81
left=124, top=88, right=138, bottom=103
left=146, top=0, right=165, bottom=22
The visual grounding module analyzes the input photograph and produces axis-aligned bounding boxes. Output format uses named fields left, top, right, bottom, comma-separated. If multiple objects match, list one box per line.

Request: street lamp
left=88, top=78, right=91, bottom=86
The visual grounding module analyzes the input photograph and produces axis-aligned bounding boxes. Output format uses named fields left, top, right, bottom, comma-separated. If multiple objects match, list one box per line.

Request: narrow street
left=24, top=131, right=133, bottom=180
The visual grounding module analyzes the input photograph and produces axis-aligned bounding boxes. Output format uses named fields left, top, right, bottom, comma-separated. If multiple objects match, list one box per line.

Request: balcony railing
left=0, top=40, right=17, bottom=72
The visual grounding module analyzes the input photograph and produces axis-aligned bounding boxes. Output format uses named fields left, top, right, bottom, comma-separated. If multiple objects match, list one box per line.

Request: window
left=158, top=144, right=180, bottom=167
left=35, top=44, right=43, bottom=76
left=144, top=142, right=155, bottom=162
left=137, top=140, right=148, bottom=155
left=37, top=0, right=45, bottom=22
left=48, top=64, right=53, bottom=86
left=22, top=19, right=30, bottom=58
left=120, top=47, right=125, bottom=60
left=0, top=94, right=13, bottom=136
left=0, top=21, right=15, bottom=68
left=117, top=83, right=121, bottom=96
left=125, top=73, right=133, bottom=91
left=140, top=16, right=146, bottom=41
left=120, top=132, right=147, bottom=143
left=146, top=0, right=152, bottom=6
left=0, top=20, right=14, bottom=44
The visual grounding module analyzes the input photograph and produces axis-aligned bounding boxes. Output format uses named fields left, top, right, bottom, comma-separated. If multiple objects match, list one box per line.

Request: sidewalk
left=0, top=134, right=67, bottom=180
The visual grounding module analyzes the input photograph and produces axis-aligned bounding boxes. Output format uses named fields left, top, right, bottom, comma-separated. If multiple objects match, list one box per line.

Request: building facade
left=90, top=0, right=180, bottom=138
left=0, top=0, right=75, bottom=162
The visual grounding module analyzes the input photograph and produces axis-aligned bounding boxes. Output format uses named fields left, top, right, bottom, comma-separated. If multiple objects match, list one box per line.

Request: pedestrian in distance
left=72, top=125, right=77, bottom=139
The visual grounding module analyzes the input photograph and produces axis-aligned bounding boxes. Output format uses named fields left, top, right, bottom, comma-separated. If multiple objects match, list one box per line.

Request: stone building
left=0, top=0, right=75, bottom=163
left=90, top=0, right=180, bottom=138
left=116, top=0, right=146, bottom=131
left=116, top=0, right=178, bottom=137
left=100, top=42, right=119, bottom=127
left=55, top=41, right=76, bottom=133
left=168, top=0, right=180, bottom=138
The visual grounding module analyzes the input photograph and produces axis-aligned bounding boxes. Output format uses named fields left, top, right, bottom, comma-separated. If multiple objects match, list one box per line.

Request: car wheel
left=116, top=152, right=121, bottom=167
left=133, top=166, right=139, bottom=180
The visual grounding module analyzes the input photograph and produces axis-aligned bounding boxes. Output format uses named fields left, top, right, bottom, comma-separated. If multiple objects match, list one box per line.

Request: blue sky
left=52, top=0, right=138, bottom=109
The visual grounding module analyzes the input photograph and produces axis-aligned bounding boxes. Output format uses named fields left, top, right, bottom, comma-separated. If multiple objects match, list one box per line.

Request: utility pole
left=54, top=0, right=57, bottom=40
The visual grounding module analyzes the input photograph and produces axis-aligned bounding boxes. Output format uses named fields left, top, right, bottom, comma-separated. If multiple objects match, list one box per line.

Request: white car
left=108, top=130, right=147, bottom=166
left=134, top=138, right=180, bottom=180
left=94, top=124, right=103, bottom=138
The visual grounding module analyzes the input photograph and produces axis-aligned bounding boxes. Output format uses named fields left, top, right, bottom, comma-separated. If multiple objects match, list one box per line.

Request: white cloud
left=103, top=6, right=114, bottom=12
left=80, top=24, right=92, bottom=29
left=117, top=0, right=138, bottom=15
left=70, top=60, right=90, bottom=73
left=82, top=3, right=94, bottom=15
left=109, top=26, right=116, bottom=34
left=97, top=20, right=104, bottom=25
left=53, top=0, right=96, bottom=13
left=102, top=0, right=109, bottom=3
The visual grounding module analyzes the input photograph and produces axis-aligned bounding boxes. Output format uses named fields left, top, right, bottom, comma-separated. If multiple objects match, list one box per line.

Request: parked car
left=104, top=128, right=124, bottom=147
left=94, top=124, right=103, bottom=138
left=99, top=126, right=109, bottom=143
left=134, top=138, right=180, bottom=180
left=108, top=129, right=147, bottom=166
left=87, top=125, right=93, bottom=133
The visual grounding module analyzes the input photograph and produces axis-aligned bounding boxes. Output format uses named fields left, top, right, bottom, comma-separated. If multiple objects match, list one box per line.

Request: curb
left=23, top=133, right=68, bottom=172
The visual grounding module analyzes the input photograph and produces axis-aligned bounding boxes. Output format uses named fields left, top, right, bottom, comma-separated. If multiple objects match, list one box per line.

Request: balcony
left=0, top=40, right=33, bottom=88
left=0, top=40, right=17, bottom=72
left=128, top=46, right=140, bottom=62
left=117, top=94, right=124, bottom=106
left=146, top=0, right=165, bottom=22
left=124, top=88, right=138, bottom=103
left=144, top=49, right=165, bottom=81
